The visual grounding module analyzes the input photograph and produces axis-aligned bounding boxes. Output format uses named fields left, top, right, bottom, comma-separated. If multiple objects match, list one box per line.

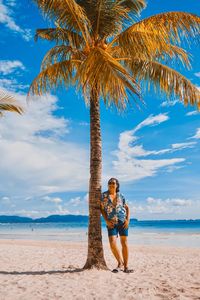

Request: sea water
left=0, top=220, right=200, bottom=248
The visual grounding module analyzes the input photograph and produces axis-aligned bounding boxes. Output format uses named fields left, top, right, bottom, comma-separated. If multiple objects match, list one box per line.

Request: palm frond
left=95, top=0, right=104, bottom=38
left=33, top=0, right=92, bottom=46
left=35, top=27, right=85, bottom=48
left=126, top=59, right=200, bottom=108
left=157, top=44, right=190, bottom=67
left=137, top=12, right=200, bottom=42
left=111, top=12, right=200, bottom=47
left=75, top=47, right=140, bottom=108
left=0, top=90, right=24, bottom=115
left=116, top=0, right=146, bottom=15
left=76, top=0, right=146, bottom=39
left=40, top=45, right=84, bottom=71
left=76, top=0, right=130, bottom=39
left=110, top=30, right=191, bottom=67
left=28, top=60, right=80, bottom=96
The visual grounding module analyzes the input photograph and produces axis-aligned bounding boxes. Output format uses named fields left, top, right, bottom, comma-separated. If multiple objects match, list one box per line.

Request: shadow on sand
left=0, top=267, right=84, bottom=275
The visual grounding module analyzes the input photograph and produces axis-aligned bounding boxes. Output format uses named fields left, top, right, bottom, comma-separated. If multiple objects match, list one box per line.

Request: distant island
left=0, top=215, right=199, bottom=224
left=0, top=214, right=137, bottom=223
left=0, top=214, right=138, bottom=223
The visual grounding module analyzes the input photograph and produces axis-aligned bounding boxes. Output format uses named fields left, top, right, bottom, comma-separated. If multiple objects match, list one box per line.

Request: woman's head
left=108, top=178, right=120, bottom=193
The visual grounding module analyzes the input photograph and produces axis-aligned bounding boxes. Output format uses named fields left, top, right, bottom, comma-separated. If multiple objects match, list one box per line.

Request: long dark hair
left=108, top=177, right=120, bottom=193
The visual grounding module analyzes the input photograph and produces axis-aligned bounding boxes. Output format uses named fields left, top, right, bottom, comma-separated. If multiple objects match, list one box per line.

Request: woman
left=100, top=177, right=133, bottom=273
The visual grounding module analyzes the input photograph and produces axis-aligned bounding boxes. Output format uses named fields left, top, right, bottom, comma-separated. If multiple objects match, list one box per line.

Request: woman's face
left=108, top=179, right=117, bottom=193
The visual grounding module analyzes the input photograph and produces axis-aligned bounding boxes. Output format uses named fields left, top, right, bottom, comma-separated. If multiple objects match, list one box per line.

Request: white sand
left=0, top=239, right=200, bottom=300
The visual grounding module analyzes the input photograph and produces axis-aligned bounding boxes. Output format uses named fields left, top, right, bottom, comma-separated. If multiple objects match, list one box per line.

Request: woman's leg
left=120, top=236, right=128, bottom=269
left=109, top=235, right=124, bottom=267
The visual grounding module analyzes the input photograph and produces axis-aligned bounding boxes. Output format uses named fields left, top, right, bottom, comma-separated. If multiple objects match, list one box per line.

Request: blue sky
left=0, top=0, right=200, bottom=220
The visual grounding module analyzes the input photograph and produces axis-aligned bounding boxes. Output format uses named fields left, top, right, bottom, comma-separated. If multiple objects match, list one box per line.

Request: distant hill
left=0, top=214, right=138, bottom=223
left=1, top=215, right=199, bottom=224
left=0, top=215, right=33, bottom=223
left=35, top=214, right=89, bottom=223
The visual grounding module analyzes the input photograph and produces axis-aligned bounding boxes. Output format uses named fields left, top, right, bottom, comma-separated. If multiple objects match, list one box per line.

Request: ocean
left=0, top=220, right=200, bottom=248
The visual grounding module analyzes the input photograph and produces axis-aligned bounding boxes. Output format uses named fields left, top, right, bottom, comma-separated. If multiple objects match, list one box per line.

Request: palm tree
left=0, top=90, right=23, bottom=116
left=29, top=0, right=200, bottom=269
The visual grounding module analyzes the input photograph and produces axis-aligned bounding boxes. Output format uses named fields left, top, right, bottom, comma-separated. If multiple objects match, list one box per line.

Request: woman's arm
left=100, top=204, right=108, bottom=222
left=125, top=204, right=130, bottom=222
left=123, top=204, right=130, bottom=228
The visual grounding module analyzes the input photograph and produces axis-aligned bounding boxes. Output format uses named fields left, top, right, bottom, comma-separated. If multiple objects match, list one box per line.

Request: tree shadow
left=0, top=267, right=84, bottom=276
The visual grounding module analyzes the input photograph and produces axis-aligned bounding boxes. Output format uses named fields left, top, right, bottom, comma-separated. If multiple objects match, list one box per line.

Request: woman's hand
left=123, top=219, right=129, bottom=229
left=106, top=220, right=115, bottom=229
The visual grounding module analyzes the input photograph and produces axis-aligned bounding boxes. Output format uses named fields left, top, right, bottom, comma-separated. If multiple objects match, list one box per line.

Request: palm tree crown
left=30, top=0, right=200, bottom=109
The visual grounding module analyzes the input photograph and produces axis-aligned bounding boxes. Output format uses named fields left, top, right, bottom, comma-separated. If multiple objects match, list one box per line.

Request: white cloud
left=166, top=199, right=192, bottom=206
left=115, top=114, right=169, bottom=158
left=134, top=114, right=169, bottom=131
left=191, top=128, right=200, bottom=139
left=113, top=157, right=185, bottom=182
left=165, top=165, right=184, bottom=173
left=41, top=196, right=62, bottom=204
left=128, top=197, right=197, bottom=219
left=79, top=121, right=89, bottom=126
left=146, top=197, right=157, bottom=204
left=131, top=205, right=144, bottom=213
left=147, top=204, right=169, bottom=214
left=0, top=79, right=29, bottom=92
left=83, top=193, right=89, bottom=203
left=0, top=78, right=16, bottom=89
left=0, top=196, right=11, bottom=204
left=0, top=60, right=25, bottom=75
left=69, top=193, right=89, bottom=207
left=69, top=196, right=82, bottom=206
left=0, top=0, right=32, bottom=41
left=186, top=110, right=199, bottom=116
left=0, top=60, right=28, bottom=92
left=147, top=197, right=192, bottom=207
left=194, top=72, right=200, bottom=78
left=160, top=99, right=180, bottom=107
left=145, top=197, right=193, bottom=215
left=112, top=114, right=186, bottom=182
left=171, top=142, right=196, bottom=150
left=0, top=90, right=90, bottom=199
left=53, top=205, right=70, bottom=215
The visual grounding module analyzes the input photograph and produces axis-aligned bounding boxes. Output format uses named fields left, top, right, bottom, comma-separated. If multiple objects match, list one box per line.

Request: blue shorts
left=107, top=220, right=128, bottom=237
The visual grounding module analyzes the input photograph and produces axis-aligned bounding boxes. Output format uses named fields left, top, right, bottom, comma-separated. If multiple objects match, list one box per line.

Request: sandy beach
left=0, top=239, right=199, bottom=300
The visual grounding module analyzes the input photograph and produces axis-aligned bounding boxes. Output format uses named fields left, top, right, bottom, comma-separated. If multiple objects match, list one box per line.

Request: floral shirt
left=101, top=191, right=127, bottom=223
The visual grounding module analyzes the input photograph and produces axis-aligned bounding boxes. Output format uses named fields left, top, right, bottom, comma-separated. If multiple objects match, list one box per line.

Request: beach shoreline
left=0, top=239, right=199, bottom=300
left=1, top=226, right=200, bottom=248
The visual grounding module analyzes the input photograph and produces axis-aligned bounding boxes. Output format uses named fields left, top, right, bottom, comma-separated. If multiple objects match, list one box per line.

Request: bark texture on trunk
left=83, top=91, right=108, bottom=270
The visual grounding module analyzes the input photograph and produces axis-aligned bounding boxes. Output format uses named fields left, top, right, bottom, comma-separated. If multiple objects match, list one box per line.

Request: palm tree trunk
left=83, top=90, right=108, bottom=270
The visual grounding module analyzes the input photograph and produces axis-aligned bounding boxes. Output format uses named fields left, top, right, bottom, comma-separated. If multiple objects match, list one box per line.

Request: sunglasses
left=108, top=182, right=116, bottom=185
